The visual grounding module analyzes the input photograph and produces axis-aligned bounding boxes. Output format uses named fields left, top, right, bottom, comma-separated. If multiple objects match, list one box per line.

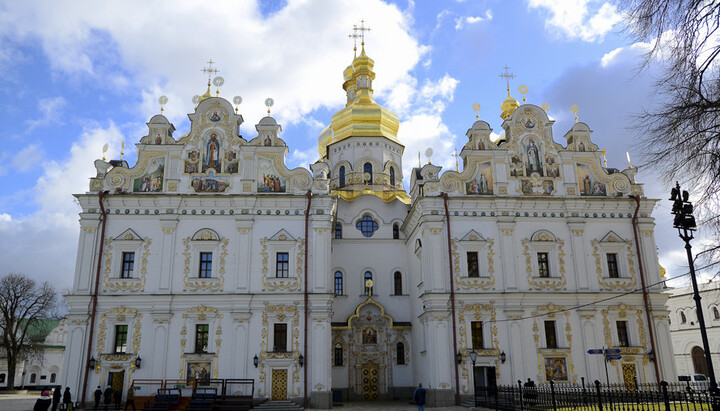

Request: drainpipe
left=81, top=190, right=108, bottom=407
left=630, top=195, right=661, bottom=383
left=303, top=190, right=312, bottom=408
left=442, top=193, right=461, bottom=405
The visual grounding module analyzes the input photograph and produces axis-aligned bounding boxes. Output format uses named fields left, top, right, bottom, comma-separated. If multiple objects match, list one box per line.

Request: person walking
left=413, top=383, right=427, bottom=411
left=62, top=387, right=73, bottom=411
left=124, top=386, right=136, bottom=411
left=51, top=386, right=61, bottom=411
left=93, top=386, right=102, bottom=410
left=103, top=385, right=113, bottom=411
left=33, top=390, right=52, bottom=411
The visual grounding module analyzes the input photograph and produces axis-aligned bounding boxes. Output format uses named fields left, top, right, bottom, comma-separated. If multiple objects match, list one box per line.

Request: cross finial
left=353, top=19, right=371, bottom=51
left=201, top=59, right=219, bottom=84
left=499, top=65, right=515, bottom=95
left=348, top=27, right=361, bottom=57
left=452, top=148, right=460, bottom=172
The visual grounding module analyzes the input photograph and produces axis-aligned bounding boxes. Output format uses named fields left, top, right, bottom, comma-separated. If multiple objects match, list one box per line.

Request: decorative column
left=151, top=313, right=172, bottom=378
left=310, top=216, right=332, bottom=292
left=62, top=316, right=89, bottom=399
left=567, top=222, right=588, bottom=290
left=419, top=294, right=455, bottom=407
left=231, top=312, right=252, bottom=379
left=158, top=218, right=178, bottom=291
left=497, top=220, right=517, bottom=290
left=77, top=215, right=102, bottom=292
left=309, top=301, right=333, bottom=408
left=235, top=218, right=253, bottom=291
left=578, top=309, right=597, bottom=382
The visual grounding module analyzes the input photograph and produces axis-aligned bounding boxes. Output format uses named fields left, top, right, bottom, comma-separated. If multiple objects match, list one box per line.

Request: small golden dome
left=352, top=47, right=375, bottom=71
left=317, top=125, right=332, bottom=157
left=500, top=90, right=519, bottom=120
left=343, top=64, right=354, bottom=81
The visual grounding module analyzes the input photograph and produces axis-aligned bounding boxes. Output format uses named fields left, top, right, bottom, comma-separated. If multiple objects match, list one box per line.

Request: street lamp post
left=670, top=182, right=718, bottom=408
left=469, top=348, right=478, bottom=407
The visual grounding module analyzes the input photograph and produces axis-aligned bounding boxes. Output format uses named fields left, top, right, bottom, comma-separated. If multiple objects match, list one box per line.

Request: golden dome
left=343, top=64, right=354, bottom=81
left=318, top=125, right=332, bottom=157
left=500, top=88, right=519, bottom=120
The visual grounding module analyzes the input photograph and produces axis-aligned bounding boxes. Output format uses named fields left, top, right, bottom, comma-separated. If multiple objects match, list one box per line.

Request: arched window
left=396, top=342, right=405, bottom=365
left=334, top=272, right=343, bottom=296
left=364, top=271, right=373, bottom=295
left=334, top=342, right=344, bottom=366
left=692, top=346, right=709, bottom=376
left=713, top=307, right=720, bottom=320
left=681, top=311, right=687, bottom=323
left=356, top=215, right=379, bottom=237
left=0, top=373, right=5, bottom=383
left=393, top=223, right=400, bottom=239
left=394, top=272, right=402, bottom=295
left=30, top=373, right=37, bottom=384
left=335, top=223, right=342, bottom=239
left=363, top=162, right=373, bottom=183
left=339, top=166, right=346, bottom=188
left=390, top=167, right=396, bottom=186
left=50, top=373, right=56, bottom=383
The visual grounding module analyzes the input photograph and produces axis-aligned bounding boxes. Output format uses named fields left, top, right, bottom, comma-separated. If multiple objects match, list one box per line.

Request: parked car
left=678, top=374, right=710, bottom=391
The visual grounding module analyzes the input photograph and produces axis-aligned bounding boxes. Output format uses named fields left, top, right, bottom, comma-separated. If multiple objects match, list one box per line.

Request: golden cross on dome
left=452, top=148, right=460, bottom=172
left=354, top=19, right=371, bottom=47
left=499, top=65, right=515, bottom=92
left=201, top=59, right=219, bottom=83
left=348, top=30, right=361, bottom=56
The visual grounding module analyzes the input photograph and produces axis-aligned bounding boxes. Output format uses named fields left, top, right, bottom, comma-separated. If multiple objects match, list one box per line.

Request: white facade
left=62, top=51, right=676, bottom=408
left=1, top=319, right=67, bottom=390
left=666, top=282, right=720, bottom=379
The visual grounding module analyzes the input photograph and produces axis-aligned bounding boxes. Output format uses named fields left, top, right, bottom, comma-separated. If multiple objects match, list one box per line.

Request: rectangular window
left=607, top=253, right=619, bottom=278
left=467, top=252, right=480, bottom=277
left=195, top=324, right=209, bottom=353
left=335, top=223, right=342, bottom=239
left=114, top=325, right=128, bottom=353
left=617, top=321, right=630, bottom=347
left=274, top=323, right=288, bottom=352
left=276, top=252, right=289, bottom=278
left=537, top=252, right=550, bottom=277
left=121, top=252, right=135, bottom=278
left=544, top=320, right=557, bottom=348
left=471, top=321, right=484, bottom=349
left=334, top=343, right=343, bottom=366
left=199, top=252, right=212, bottom=278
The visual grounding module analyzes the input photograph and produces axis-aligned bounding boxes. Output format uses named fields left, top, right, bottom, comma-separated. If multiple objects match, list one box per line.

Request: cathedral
left=61, top=43, right=676, bottom=408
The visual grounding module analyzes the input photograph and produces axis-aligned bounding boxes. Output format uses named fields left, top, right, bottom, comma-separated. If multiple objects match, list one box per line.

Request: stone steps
left=254, top=399, right=303, bottom=411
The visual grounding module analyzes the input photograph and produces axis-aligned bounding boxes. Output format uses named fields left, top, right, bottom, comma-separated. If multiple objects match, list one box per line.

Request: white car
left=678, top=374, right=710, bottom=391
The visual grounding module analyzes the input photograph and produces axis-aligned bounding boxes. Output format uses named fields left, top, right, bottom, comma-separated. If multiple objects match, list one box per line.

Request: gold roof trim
left=332, top=296, right=411, bottom=330
left=332, top=189, right=410, bottom=204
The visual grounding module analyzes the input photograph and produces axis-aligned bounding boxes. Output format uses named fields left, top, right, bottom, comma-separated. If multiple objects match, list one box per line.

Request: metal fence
left=473, top=380, right=719, bottom=411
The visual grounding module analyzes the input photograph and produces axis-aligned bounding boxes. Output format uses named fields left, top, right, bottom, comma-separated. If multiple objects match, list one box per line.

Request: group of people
left=33, top=386, right=72, bottom=411
left=34, top=385, right=135, bottom=411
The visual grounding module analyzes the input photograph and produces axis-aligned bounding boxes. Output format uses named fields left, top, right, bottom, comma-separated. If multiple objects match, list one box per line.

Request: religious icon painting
left=187, top=362, right=212, bottom=383
left=362, top=328, right=377, bottom=345
left=257, top=158, right=286, bottom=193
left=524, top=137, right=543, bottom=177
left=544, top=357, right=568, bottom=381
left=209, top=111, right=221, bottom=122
left=191, top=171, right=229, bottom=193
left=133, top=157, right=165, bottom=192
left=202, top=133, right=223, bottom=173
left=466, top=162, right=493, bottom=195
left=576, top=164, right=606, bottom=196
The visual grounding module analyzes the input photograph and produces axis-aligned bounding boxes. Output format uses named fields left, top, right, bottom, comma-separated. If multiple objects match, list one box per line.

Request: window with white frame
left=111, top=229, right=144, bottom=279
left=524, top=230, right=562, bottom=280
left=593, top=232, right=634, bottom=280
left=459, top=231, right=493, bottom=278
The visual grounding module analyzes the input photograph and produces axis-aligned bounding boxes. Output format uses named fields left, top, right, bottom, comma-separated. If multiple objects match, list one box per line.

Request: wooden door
left=271, top=369, right=287, bottom=401
left=361, top=361, right=379, bottom=400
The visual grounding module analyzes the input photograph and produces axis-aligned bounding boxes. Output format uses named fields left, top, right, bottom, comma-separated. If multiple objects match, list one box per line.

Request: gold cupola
left=500, top=86, right=520, bottom=120
left=329, top=45, right=400, bottom=143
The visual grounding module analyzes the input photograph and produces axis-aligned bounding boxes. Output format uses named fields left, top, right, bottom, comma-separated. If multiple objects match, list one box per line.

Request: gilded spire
left=499, top=65, right=519, bottom=120
left=199, top=60, right=219, bottom=102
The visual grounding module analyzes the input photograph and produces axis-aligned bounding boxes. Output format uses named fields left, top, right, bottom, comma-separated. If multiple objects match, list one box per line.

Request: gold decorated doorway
left=271, top=369, right=287, bottom=400
left=622, top=364, right=637, bottom=390
left=361, top=361, right=379, bottom=400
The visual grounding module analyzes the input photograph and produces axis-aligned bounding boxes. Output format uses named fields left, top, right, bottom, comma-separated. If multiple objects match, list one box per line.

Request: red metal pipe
left=442, top=193, right=461, bottom=405
left=630, top=195, right=661, bottom=383
left=303, top=190, right=312, bottom=408
left=81, top=190, right=108, bottom=407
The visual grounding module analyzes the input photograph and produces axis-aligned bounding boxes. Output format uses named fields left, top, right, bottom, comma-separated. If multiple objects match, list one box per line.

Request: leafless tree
left=619, top=0, right=720, bottom=269
left=0, top=273, right=59, bottom=390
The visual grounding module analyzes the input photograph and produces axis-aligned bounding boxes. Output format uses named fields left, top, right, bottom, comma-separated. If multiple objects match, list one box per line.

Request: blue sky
left=0, top=0, right=706, bottom=289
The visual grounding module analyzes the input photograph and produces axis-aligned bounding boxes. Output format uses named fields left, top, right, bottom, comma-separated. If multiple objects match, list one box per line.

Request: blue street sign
left=587, top=349, right=604, bottom=354
left=605, top=349, right=622, bottom=354
left=606, top=355, right=623, bottom=360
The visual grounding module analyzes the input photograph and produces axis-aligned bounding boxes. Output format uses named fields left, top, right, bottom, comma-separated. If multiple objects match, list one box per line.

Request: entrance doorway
left=692, top=346, right=708, bottom=376
left=361, top=361, right=379, bottom=400
left=622, top=364, right=637, bottom=390
left=108, top=370, right=125, bottom=398
left=473, top=366, right=497, bottom=397
left=271, top=369, right=287, bottom=401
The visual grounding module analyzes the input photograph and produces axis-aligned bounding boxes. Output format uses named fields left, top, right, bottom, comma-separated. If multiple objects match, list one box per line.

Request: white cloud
left=26, top=96, right=66, bottom=131
left=526, top=0, right=622, bottom=42
left=11, top=144, right=44, bottom=172
left=0, top=213, right=10, bottom=222
left=454, top=10, right=493, bottom=31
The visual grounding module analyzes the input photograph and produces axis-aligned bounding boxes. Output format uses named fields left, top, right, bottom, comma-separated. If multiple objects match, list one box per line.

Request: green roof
left=21, top=319, right=60, bottom=342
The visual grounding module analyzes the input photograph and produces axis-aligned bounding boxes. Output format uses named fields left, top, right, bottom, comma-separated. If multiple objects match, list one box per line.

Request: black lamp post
left=670, top=182, right=718, bottom=406
left=469, top=348, right=478, bottom=407
left=253, top=355, right=259, bottom=368
left=134, top=356, right=142, bottom=369
left=88, top=356, right=96, bottom=369
left=298, top=354, right=304, bottom=367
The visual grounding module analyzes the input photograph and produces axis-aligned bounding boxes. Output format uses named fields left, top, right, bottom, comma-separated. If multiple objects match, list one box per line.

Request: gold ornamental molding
left=260, top=237, right=304, bottom=292
left=591, top=235, right=638, bottom=291
left=532, top=303, right=576, bottom=383
left=522, top=235, right=567, bottom=291
left=103, top=237, right=152, bottom=293
left=601, top=304, right=648, bottom=363
left=182, top=236, right=228, bottom=292
left=258, top=302, right=301, bottom=398
left=179, top=305, right=223, bottom=379
left=458, top=302, right=500, bottom=392
left=95, top=306, right=143, bottom=376
left=452, top=239, right=495, bottom=291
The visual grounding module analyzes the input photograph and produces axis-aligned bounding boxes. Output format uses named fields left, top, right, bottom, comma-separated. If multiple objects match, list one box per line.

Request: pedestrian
left=62, top=387, right=73, bottom=411
left=114, top=389, right=122, bottom=410
left=51, top=386, right=62, bottom=411
left=124, top=386, right=136, bottom=411
left=93, top=386, right=102, bottom=410
left=33, top=390, right=52, bottom=411
left=103, top=385, right=113, bottom=411
left=413, top=383, right=427, bottom=411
